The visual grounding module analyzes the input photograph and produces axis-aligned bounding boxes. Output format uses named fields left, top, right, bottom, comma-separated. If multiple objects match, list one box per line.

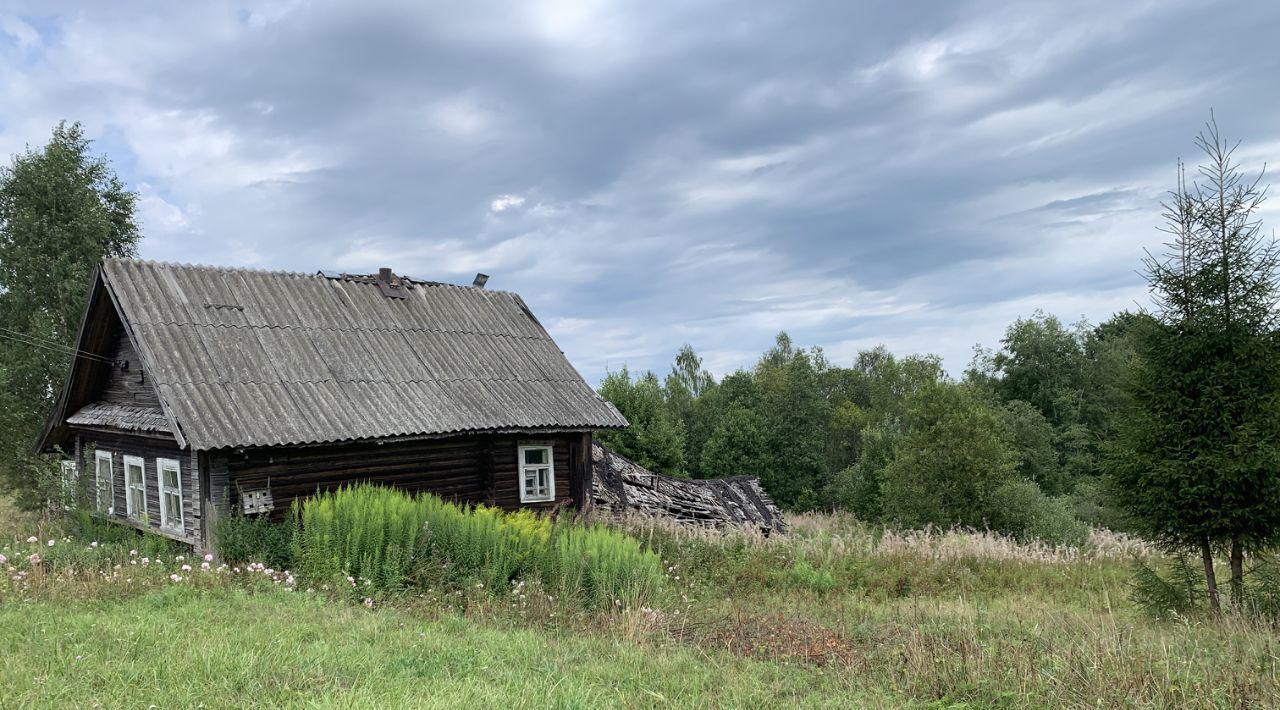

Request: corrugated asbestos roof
left=100, top=259, right=627, bottom=450
left=67, top=402, right=171, bottom=434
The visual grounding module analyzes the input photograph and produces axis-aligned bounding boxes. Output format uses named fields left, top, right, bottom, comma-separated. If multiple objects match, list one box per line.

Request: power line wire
left=0, top=327, right=116, bottom=365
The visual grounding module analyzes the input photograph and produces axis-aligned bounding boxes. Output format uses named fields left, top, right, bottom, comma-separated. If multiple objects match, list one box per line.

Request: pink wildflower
left=203, top=553, right=213, bottom=562
left=200, top=562, right=210, bottom=571
left=181, top=564, right=192, bottom=572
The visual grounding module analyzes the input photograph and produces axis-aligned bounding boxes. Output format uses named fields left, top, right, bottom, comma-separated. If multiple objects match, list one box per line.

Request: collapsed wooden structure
left=591, top=443, right=786, bottom=534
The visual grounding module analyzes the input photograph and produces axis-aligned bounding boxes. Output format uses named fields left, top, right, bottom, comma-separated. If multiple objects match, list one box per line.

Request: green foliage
left=215, top=511, right=295, bottom=568
left=297, top=485, right=429, bottom=592
left=1000, top=400, right=1067, bottom=496
left=295, top=485, right=662, bottom=608
left=1130, top=554, right=1204, bottom=620
left=542, top=522, right=665, bottom=608
left=595, top=367, right=686, bottom=475
left=986, top=479, right=1089, bottom=547
left=880, top=383, right=1017, bottom=529
left=0, top=122, right=139, bottom=508
left=699, top=406, right=768, bottom=479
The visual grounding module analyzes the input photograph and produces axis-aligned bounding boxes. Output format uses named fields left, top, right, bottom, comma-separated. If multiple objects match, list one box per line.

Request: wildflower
left=203, top=553, right=213, bottom=562
left=46, top=540, right=55, bottom=547
left=181, top=564, right=192, bottom=572
left=90, top=541, right=99, bottom=548
left=26, top=536, right=37, bottom=543
left=129, top=549, right=138, bottom=557
left=200, top=562, right=210, bottom=571
left=141, top=557, right=150, bottom=566
left=233, top=567, right=241, bottom=574
left=175, top=555, right=185, bottom=562
left=0, top=554, right=6, bottom=565
left=363, top=597, right=375, bottom=608
left=27, top=553, right=41, bottom=564
left=169, top=574, right=182, bottom=582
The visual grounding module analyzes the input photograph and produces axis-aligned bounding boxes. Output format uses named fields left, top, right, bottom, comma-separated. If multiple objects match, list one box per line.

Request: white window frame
left=94, top=450, right=114, bottom=515
left=156, top=458, right=183, bottom=532
left=60, top=460, right=79, bottom=509
left=517, top=445, right=555, bottom=503
left=124, top=455, right=147, bottom=519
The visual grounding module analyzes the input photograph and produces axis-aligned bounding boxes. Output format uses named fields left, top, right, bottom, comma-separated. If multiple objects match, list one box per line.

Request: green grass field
left=3, top=498, right=1278, bottom=709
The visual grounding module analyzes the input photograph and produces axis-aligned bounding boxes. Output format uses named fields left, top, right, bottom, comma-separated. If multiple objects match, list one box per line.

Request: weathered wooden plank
left=591, top=443, right=786, bottom=534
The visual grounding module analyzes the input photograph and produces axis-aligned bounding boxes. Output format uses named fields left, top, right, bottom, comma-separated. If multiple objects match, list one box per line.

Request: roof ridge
left=103, top=257, right=519, bottom=295
left=126, top=321, right=551, bottom=340
left=157, top=377, right=589, bottom=386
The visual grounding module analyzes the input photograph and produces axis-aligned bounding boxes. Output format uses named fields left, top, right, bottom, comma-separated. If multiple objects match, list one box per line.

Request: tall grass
left=296, top=485, right=428, bottom=591
left=294, top=485, right=664, bottom=608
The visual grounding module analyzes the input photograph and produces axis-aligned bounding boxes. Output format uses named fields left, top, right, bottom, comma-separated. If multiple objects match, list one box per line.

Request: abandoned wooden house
left=36, top=259, right=629, bottom=549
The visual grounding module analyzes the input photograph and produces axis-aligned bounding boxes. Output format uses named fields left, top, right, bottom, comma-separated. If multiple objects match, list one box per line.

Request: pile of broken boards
left=591, top=443, right=786, bottom=535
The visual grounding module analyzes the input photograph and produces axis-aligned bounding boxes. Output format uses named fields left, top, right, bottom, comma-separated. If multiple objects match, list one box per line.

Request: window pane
left=163, top=468, right=178, bottom=489
left=524, top=448, right=547, bottom=465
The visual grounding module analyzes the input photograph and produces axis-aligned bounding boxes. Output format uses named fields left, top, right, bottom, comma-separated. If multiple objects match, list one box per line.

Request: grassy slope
left=4, top=499, right=1280, bottom=708
left=0, top=587, right=867, bottom=709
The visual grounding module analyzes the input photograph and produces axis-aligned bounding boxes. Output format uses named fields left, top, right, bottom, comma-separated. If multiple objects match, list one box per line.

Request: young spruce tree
left=1108, top=116, right=1280, bottom=611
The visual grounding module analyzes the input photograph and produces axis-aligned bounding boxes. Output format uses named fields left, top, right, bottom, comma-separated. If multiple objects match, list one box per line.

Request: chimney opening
left=472, top=273, right=490, bottom=289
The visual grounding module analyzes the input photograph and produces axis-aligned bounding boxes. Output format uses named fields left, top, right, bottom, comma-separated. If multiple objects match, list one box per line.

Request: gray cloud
left=3, top=0, right=1280, bottom=383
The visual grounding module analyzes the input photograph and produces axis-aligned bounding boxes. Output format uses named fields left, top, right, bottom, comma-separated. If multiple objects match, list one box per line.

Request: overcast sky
left=3, top=1, right=1279, bottom=384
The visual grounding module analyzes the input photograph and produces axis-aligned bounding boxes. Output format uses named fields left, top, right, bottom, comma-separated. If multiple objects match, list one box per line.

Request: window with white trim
left=518, top=445, right=555, bottom=503
left=124, top=455, right=146, bottom=519
left=60, top=460, right=78, bottom=508
left=157, top=458, right=183, bottom=532
left=94, top=450, right=114, bottom=514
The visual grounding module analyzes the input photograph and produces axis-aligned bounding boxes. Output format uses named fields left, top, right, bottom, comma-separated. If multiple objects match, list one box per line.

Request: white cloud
left=489, top=194, right=526, bottom=212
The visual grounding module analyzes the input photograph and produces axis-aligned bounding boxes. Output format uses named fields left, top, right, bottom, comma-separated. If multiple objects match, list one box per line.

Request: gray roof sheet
left=100, top=259, right=627, bottom=450
left=67, top=402, right=172, bottom=434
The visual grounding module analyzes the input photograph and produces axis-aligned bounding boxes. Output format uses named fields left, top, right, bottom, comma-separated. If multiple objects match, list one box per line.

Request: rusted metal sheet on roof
left=100, top=259, right=627, bottom=450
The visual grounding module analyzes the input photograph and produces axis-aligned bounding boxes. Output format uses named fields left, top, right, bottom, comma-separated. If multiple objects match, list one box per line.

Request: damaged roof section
left=592, top=443, right=787, bottom=534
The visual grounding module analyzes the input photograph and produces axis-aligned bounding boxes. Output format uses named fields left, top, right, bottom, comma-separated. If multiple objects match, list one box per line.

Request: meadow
left=2, top=494, right=1278, bottom=709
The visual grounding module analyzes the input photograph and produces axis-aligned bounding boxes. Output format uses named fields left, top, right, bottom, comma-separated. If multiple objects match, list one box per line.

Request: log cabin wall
left=219, top=431, right=592, bottom=518
left=99, top=329, right=160, bottom=408
left=73, top=429, right=201, bottom=545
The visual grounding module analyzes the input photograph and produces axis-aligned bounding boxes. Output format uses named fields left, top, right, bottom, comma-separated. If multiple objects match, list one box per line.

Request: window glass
left=518, top=445, right=554, bottom=502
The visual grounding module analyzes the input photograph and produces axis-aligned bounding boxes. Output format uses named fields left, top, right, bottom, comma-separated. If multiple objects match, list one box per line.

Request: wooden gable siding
left=219, top=432, right=591, bottom=518
left=99, top=329, right=160, bottom=408
left=75, top=430, right=201, bottom=545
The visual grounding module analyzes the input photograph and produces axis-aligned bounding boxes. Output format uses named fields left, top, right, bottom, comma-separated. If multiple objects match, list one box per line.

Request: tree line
left=600, top=116, right=1280, bottom=614
left=597, top=311, right=1136, bottom=546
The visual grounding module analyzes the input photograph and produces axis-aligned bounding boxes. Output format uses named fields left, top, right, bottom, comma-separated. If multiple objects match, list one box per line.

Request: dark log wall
left=222, top=432, right=590, bottom=517
left=100, top=329, right=161, bottom=408
left=74, top=429, right=200, bottom=544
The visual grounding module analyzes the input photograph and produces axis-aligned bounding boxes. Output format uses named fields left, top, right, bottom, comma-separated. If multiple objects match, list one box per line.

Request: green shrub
left=214, top=511, right=295, bottom=568
left=987, top=479, right=1089, bottom=547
